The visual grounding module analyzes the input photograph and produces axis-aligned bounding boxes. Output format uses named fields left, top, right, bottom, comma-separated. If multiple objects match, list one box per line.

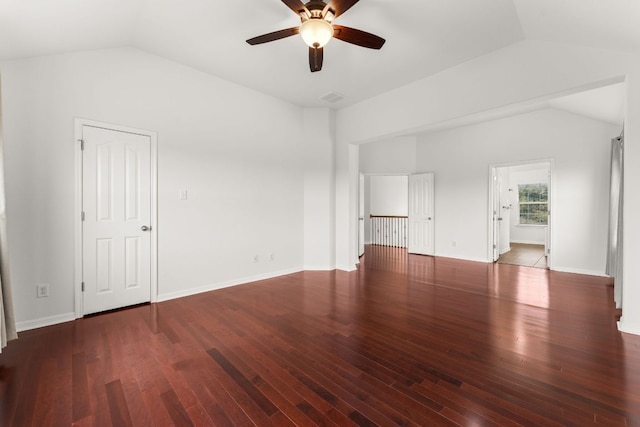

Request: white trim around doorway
left=73, top=118, right=159, bottom=318
left=488, top=159, right=554, bottom=268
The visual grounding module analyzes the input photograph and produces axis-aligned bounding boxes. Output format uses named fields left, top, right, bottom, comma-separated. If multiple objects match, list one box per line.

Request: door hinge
left=79, top=139, right=85, bottom=150
left=493, top=244, right=496, bottom=249
left=81, top=282, right=85, bottom=292
left=81, top=211, right=85, bottom=221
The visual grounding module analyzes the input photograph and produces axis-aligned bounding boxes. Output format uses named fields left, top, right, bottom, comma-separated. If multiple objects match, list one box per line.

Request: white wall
left=359, top=136, right=417, bottom=174
left=303, top=108, right=335, bottom=270
left=337, top=41, right=634, bottom=145
left=416, top=109, right=616, bottom=274
left=369, top=176, right=408, bottom=216
left=508, top=165, right=550, bottom=245
left=1, top=47, right=305, bottom=328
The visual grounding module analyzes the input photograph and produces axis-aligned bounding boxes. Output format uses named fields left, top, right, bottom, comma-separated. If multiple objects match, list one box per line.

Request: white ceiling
left=0, top=0, right=637, bottom=111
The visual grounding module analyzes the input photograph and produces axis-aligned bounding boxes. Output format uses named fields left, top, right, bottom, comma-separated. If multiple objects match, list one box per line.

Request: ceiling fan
left=246, top=0, right=385, bottom=72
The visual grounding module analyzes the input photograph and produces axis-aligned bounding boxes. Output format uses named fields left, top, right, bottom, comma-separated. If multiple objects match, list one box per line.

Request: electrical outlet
left=452, top=241, right=457, bottom=247
left=36, top=283, right=49, bottom=298
left=253, top=255, right=259, bottom=263
left=268, top=253, right=275, bottom=262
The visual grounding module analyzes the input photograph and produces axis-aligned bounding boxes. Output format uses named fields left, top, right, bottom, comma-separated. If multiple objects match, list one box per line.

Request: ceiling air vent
left=320, top=91, right=345, bottom=104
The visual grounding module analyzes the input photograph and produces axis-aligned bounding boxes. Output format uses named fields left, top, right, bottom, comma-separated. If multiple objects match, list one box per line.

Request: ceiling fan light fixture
left=246, top=0, right=385, bottom=72
left=299, top=18, right=333, bottom=48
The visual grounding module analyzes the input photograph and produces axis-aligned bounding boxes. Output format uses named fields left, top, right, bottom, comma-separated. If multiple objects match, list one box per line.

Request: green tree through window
left=518, top=183, right=548, bottom=225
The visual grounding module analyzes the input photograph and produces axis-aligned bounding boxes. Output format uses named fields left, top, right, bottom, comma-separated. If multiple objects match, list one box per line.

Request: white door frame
left=74, top=118, right=158, bottom=318
left=488, top=159, right=553, bottom=267
left=491, top=167, right=501, bottom=262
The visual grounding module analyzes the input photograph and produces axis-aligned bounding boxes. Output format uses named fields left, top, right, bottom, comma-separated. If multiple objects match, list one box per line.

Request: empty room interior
left=0, top=0, right=640, bottom=425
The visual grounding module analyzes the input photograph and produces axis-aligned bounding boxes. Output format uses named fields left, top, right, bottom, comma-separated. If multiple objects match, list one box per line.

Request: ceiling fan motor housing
left=305, top=0, right=331, bottom=18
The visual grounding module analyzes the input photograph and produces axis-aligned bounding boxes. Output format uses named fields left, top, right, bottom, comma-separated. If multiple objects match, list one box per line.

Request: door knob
left=141, top=225, right=151, bottom=231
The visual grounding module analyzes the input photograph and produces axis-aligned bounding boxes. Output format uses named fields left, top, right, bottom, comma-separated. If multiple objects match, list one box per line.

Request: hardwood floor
left=1, top=245, right=639, bottom=426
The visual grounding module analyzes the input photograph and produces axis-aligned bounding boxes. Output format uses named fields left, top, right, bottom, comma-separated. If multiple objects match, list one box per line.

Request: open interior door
left=359, top=173, right=365, bottom=257
left=408, top=173, right=435, bottom=255
left=545, top=168, right=551, bottom=267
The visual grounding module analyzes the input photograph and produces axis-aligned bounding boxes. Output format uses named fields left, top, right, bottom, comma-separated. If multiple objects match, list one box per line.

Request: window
left=518, top=183, right=548, bottom=225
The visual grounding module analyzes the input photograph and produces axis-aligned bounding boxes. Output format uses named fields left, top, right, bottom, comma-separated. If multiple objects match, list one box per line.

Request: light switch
left=179, top=190, right=188, bottom=200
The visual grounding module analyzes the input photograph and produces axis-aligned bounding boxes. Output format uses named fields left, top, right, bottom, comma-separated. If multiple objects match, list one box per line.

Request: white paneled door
left=359, top=173, right=365, bottom=257
left=82, top=126, right=152, bottom=315
left=408, top=173, right=435, bottom=255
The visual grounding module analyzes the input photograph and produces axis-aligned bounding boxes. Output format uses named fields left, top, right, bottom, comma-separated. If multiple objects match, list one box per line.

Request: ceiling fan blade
left=309, top=47, right=323, bottom=72
left=324, top=0, right=359, bottom=18
left=332, top=25, right=385, bottom=49
left=281, top=0, right=310, bottom=17
left=246, top=27, right=299, bottom=45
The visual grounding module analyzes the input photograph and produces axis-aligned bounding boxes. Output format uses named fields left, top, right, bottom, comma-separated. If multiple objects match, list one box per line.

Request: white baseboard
left=156, top=267, right=304, bottom=303
left=304, top=265, right=336, bottom=271
left=335, top=264, right=357, bottom=272
left=436, top=253, right=492, bottom=264
left=550, top=266, right=607, bottom=277
left=510, top=240, right=545, bottom=245
left=500, top=246, right=511, bottom=255
left=618, top=319, right=640, bottom=337
left=16, top=312, right=76, bottom=332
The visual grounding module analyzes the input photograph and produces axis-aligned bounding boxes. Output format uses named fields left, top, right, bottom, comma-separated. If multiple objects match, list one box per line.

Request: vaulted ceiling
left=0, top=0, right=637, bottom=112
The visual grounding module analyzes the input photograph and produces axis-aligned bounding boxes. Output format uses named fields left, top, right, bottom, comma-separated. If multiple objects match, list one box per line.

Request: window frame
left=517, top=183, right=549, bottom=226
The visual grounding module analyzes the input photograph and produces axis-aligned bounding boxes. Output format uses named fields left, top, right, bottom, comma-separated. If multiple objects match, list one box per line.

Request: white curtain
left=606, top=135, right=624, bottom=309
left=0, top=75, right=17, bottom=352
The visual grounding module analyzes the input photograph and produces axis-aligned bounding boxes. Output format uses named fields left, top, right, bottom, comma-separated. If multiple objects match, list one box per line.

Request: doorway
left=75, top=120, right=158, bottom=316
left=361, top=173, right=434, bottom=256
left=490, top=161, right=551, bottom=269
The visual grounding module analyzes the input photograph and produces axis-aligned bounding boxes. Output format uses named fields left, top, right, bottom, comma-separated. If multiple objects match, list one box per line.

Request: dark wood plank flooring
left=1, top=245, right=639, bottom=426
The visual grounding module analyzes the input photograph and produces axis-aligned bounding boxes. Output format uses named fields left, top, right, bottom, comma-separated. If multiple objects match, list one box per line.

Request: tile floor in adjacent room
left=497, top=242, right=548, bottom=268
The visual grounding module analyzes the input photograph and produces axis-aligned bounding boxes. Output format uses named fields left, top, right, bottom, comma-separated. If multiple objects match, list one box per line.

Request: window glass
left=518, top=183, right=548, bottom=225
